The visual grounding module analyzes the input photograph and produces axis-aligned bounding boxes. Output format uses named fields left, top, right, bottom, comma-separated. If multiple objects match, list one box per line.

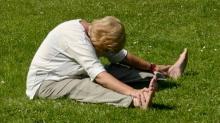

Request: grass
left=0, top=0, right=220, bottom=122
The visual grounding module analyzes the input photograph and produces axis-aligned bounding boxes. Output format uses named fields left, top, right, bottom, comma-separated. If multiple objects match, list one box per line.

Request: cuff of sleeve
left=107, top=49, right=128, bottom=63
left=117, top=49, right=128, bottom=62
left=89, top=68, right=106, bottom=81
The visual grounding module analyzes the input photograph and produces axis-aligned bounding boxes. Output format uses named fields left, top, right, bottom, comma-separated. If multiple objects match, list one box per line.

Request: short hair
left=89, top=16, right=126, bottom=54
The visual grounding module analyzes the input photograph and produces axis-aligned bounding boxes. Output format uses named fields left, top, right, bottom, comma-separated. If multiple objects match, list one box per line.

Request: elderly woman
left=26, top=16, right=188, bottom=109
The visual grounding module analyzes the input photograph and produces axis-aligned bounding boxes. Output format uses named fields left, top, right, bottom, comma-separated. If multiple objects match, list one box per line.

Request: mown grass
left=0, top=0, right=219, bottom=122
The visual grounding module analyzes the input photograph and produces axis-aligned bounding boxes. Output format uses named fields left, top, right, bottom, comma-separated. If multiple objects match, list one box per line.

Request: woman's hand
left=131, top=87, right=156, bottom=109
left=155, top=65, right=172, bottom=76
left=130, top=75, right=158, bottom=109
left=130, top=88, right=149, bottom=107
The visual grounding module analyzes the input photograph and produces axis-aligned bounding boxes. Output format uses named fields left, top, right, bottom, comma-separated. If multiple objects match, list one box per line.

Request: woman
left=26, top=16, right=188, bottom=109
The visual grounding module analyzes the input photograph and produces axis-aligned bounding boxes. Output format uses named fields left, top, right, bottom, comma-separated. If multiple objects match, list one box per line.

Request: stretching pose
left=26, top=16, right=188, bottom=109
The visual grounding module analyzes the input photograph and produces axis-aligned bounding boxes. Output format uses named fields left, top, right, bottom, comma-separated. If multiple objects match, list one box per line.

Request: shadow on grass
left=157, top=80, right=180, bottom=90
left=128, top=80, right=180, bottom=90
left=184, top=70, right=199, bottom=76
left=152, top=103, right=176, bottom=110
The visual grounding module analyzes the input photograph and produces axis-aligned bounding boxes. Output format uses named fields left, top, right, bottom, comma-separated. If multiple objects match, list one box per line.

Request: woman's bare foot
left=149, top=75, right=158, bottom=91
left=142, top=75, right=157, bottom=109
left=133, top=76, right=157, bottom=110
left=141, top=89, right=155, bottom=110
left=168, top=48, right=188, bottom=79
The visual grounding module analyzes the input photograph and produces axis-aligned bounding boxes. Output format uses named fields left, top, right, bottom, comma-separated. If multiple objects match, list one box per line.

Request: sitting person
left=26, top=16, right=188, bottom=109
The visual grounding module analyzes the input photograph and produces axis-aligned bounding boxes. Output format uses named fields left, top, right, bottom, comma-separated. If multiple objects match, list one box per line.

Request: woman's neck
left=80, top=20, right=90, bottom=37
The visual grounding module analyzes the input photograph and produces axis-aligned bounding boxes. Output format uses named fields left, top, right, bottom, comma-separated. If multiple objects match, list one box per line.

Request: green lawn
left=0, top=0, right=219, bottom=122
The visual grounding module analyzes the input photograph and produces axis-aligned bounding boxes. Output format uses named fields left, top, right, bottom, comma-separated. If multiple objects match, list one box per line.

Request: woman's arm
left=121, top=52, right=171, bottom=74
left=95, top=71, right=149, bottom=101
left=121, top=52, right=153, bottom=71
left=95, top=71, right=135, bottom=96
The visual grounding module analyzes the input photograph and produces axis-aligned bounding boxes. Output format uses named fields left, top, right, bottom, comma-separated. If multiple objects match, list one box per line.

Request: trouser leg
left=105, top=63, right=154, bottom=83
left=36, top=78, right=132, bottom=107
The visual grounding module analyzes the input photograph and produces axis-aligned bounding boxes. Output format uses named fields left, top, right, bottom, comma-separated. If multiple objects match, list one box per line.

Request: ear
left=88, top=25, right=91, bottom=37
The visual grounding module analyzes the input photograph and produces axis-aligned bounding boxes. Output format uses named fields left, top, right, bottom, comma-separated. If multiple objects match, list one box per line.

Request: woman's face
left=95, top=47, right=114, bottom=57
left=94, top=48, right=105, bottom=57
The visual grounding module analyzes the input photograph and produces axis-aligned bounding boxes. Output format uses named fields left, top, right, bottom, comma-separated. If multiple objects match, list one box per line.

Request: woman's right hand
left=131, top=88, right=155, bottom=109
left=130, top=88, right=149, bottom=106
